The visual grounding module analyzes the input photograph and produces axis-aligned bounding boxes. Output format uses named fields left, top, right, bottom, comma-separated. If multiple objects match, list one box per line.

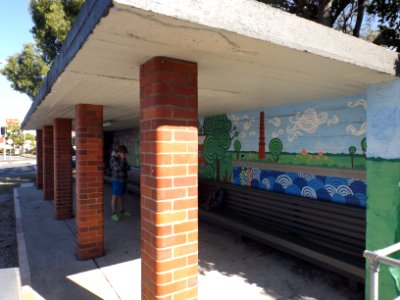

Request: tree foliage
left=257, top=0, right=400, bottom=51
left=4, top=123, right=36, bottom=148
left=30, top=0, right=84, bottom=64
left=5, top=124, right=23, bottom=146
left=1, top=0, right=84, bottom=99
left=1, top=44, right=49, bottom=98
left=203, top=115, right=237, bottom=180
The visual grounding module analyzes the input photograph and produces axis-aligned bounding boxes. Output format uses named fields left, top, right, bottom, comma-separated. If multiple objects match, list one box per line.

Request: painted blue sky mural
left=223, top=94, right=367, bottom=154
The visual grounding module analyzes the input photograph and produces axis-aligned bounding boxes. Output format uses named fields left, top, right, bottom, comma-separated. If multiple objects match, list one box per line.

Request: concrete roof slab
left=22, top=0, right=399, bottom=130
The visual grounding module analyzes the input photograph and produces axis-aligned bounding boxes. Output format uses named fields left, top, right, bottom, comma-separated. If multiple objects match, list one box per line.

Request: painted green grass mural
left=229, top=151, right=366, bottom=170
left=199, top=95, right=368, bottom=179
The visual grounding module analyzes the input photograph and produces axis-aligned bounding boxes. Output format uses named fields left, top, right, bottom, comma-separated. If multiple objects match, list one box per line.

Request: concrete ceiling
left=23, top=0, right=399, bottom=131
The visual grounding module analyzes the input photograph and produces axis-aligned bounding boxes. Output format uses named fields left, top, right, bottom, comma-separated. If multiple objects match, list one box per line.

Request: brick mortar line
left=13, top=187, right=32, bottom=287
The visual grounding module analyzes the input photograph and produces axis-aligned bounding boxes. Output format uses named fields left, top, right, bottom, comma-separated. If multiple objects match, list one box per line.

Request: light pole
left=1, top=126, right=5, bottom=160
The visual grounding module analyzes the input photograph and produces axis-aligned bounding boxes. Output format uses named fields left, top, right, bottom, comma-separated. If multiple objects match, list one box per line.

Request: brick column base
left=140, top=57, right=199, bottom=299
left=75, top=104, right=104, bottom=260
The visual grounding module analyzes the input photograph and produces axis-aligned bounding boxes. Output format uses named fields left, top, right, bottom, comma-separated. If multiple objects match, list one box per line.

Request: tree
left=234, top=139, right=242, bottom=160
left=257, top=0, right=400, bottom=51
left=269, top=138, right=283, bottom=162
left=30, top=0, right=85, bottom=64
left=203, top=114, right=238, bottom=180
left=368, top=0, right=400, bottom=50
left=1, top=0, right=84, bottom=98
left=5, top=123, right=23, bottom=147
left=1, top=44, right=49, bottom=98
left=349, top=146, right=357, bottom=168
left=361, top=137, right=367, bottom=156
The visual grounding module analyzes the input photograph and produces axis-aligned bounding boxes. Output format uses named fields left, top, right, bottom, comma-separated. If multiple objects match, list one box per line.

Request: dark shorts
left=112, top=180, right=127, bottom=196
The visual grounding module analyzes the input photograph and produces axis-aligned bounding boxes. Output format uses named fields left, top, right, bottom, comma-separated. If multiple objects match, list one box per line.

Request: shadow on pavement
left=18, top=183, right=363, bottom=300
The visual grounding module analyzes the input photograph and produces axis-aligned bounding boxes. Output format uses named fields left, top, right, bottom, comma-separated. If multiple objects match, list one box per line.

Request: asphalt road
left=0, top=156, right=36, bottom=178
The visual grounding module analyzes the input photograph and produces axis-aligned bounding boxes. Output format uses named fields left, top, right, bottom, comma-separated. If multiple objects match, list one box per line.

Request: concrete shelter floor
left=16, top=183, right=363, bottom=299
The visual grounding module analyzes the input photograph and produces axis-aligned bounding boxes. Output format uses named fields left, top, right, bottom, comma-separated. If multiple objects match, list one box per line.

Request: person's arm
left=110, top=157, right=122, bottom=172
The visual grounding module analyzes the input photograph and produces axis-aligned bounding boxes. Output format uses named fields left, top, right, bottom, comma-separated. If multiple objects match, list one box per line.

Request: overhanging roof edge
left=114, top=0, right=399, bottom=76
left=22, top=0, right=113, bottom=130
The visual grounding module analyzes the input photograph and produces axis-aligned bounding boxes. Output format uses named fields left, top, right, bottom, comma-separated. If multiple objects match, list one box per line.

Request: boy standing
left=110, top=145, right=131, bottom=221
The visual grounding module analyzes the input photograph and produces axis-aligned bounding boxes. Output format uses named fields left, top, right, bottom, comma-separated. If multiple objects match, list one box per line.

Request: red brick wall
left=42, top=126, right=54, bottom=200
left=36, top=129, right=43, bottom=189
left=75, top=104, right=104, bottom=260
left=53, top=118, right=72, bottom=219
left=140, top=57, right=199, bottom=299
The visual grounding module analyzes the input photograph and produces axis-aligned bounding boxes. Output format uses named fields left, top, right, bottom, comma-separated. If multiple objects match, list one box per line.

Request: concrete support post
left=42, top=125, right=54, bottom=200
left=53, top=118, right=73, bottom=220
left=36, top=129, right=43, bottom=189
left=140, top=57, right=199, bottom=299
left=75, top=104, right=104, bottom=260
left=365, top=80, right=400, bottom=299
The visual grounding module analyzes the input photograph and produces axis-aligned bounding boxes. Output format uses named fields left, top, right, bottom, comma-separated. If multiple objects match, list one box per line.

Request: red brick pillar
left=43, top=125, right=54, bottom=200
left=36, top=129, right=43, bottom=189
left=140, top=57, right=198, bottom=299
left=75, top=104, right=104, bottom=260
left=54, top=118, right=72, bottom=219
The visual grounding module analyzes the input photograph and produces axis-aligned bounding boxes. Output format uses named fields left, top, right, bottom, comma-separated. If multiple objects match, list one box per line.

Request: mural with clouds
left=199, top=95, right=367, bottom=207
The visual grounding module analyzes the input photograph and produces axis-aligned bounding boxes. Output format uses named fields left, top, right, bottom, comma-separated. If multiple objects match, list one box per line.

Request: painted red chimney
left=259, top=111, right=265, bottom=159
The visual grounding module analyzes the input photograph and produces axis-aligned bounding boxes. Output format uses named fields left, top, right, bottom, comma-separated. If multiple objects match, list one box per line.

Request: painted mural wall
left=199, top=95, right=367, bottom=207
left=365, top=80, right=400, bottom=299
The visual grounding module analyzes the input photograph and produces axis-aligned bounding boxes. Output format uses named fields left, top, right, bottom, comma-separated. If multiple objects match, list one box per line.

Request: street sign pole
left=2, top=128, right=5, bottom=160
left=6, top=138, right=13, bottom=160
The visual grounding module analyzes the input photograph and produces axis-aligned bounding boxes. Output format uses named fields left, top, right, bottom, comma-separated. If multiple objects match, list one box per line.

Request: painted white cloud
left=327, top=115, right=339, bottom=126
left=286, top=108, right=339, bottom=142
left=348, top=99, right=367, bottom=110
left=242, top=115, right=256, bottom=132
left=249, top=131, right=257, bottom=137
left=268, top=117, right=281, bottom=128
left=346, top=123, right=366, bottom=136
left=272, top=129, right=284, bottom=138
left=230, top=114, right=241, bottom=128
left=346, top=99, right=367, bottom=136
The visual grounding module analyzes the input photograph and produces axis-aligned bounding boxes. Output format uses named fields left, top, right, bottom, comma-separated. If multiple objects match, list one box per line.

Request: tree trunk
left=353, top=0, right=365, bottom=37
left=317, top=0, right=333, bottom=26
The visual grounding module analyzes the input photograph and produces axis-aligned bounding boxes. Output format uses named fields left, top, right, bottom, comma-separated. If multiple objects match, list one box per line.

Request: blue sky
left=0, top=0, right=34, bottom=125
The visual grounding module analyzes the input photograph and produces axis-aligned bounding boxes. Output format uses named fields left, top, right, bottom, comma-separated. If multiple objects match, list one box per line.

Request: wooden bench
left=199, top=178, right=365, bottom=283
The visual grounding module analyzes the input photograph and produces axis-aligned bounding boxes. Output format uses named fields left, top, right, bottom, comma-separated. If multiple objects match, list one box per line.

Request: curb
left=13, top=188, right=32, bottom=287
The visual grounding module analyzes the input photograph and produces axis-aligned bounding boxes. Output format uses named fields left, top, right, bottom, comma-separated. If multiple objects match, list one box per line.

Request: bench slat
left=198, top=178, right=366, bottom=282
left=226, top=193, right=365, bottom=229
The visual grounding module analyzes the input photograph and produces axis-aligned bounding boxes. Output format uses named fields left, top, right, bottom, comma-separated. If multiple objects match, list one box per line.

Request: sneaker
left=111, top=214, right=120, bottom=221
left=121, top=210, right=132, bottom=217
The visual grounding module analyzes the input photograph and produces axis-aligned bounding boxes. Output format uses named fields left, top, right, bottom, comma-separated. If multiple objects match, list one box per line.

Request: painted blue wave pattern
left=233, top=167, right=366, bottom=207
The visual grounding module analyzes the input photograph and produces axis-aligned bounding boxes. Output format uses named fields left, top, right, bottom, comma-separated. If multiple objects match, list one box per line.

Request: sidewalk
left=15, top=184, right=363, bottom=299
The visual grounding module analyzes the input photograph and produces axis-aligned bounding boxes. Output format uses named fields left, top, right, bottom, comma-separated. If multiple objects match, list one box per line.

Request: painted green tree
left=233, top=140, right=241, bottom=160
left=203, top=114, right=237, bottom=181
left=269, top=138, right=283, bottom=162
left=361, top=137, right=367, bottom=156
left=349, top=146, right=357, bottom=169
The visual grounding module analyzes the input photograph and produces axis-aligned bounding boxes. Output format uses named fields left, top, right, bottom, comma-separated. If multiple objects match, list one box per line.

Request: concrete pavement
left=15, top=183, right=363, bottom=299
